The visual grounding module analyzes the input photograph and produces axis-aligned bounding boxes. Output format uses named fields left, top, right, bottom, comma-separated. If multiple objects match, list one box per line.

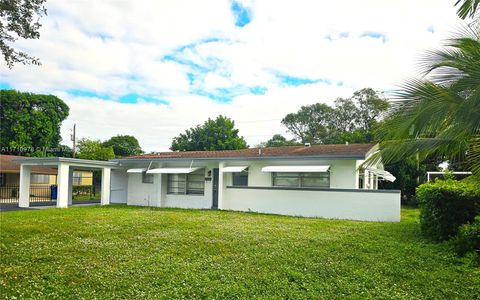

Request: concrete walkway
left=0, top=200, right=101, bottom=212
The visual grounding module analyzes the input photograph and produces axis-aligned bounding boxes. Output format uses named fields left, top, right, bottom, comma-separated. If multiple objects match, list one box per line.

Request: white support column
left=101, top=167, right=111, bottom=205
left=369, top=171, right=374, bottom=190
left=218, top=162, right=224, bottom=210
left=18, top=165, right=32, bottom=208
left=154, top=163, right=163, bottom=207
left=57, top=163, right=70, bottom=208
left=68, top=168, right=74, bottom=205
left=363, top=170, right=368, bottom=189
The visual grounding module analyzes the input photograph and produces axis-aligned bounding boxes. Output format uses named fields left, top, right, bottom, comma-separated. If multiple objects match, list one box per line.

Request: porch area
left=14, top=157, right=117, bottom=209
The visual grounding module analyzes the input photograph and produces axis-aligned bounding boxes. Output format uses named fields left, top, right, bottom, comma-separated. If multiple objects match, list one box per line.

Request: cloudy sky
left=1, top=0, right=463, bottom=152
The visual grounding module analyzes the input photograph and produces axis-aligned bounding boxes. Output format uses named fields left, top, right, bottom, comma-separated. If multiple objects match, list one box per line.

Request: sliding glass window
left=272, top=172, right=329, bottom=188
left=167, top=170, right=205, bottom=195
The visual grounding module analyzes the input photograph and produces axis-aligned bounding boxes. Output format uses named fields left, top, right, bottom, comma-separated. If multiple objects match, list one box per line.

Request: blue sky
left=0, top=0, right=460, bottom=151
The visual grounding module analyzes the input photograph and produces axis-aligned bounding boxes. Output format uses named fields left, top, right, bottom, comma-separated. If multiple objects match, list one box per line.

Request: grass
left=0, top=206, right=478, bottom=299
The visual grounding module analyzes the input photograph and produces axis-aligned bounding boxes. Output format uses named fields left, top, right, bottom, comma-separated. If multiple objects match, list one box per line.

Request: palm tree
left=369, top=23, right=480, bottom=175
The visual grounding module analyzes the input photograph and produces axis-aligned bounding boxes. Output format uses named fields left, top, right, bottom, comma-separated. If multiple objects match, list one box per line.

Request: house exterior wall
left=121, top=157, right=399, bottom=221
left=223, top=159, right=358, bottom=189
left=111, top=169, right=128, bottom=203
left=126, top=162, right=217, bottom=208
left=223, top=187, right=400, bottom=222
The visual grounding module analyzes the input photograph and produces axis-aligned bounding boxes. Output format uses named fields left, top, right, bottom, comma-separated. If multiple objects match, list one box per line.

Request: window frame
left=272, top=172, right=330, bottom=188
left=31, top=174, right=50, bottom=184
left=167, top=170, right=205, bottom=195
left=232, top=171, right=248, bottom=186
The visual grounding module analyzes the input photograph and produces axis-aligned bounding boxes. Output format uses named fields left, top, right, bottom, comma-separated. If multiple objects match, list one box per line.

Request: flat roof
left=0, top=154, right=58, bottom=174
left=115, top=144, right=375, bottom=162
left=14, top=157, right=118, bottom=168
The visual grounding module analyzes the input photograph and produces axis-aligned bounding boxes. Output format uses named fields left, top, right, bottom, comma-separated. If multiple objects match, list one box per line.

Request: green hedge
left=453, top=216, right=480, bottom=263
left=417, top=179, right=480, bottom=242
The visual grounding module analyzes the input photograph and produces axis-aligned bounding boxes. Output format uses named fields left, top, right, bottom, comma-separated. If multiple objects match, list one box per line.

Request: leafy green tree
left=282, top=103, right=337, bottom=144
left=282, top=88, right=389, bottom=144
left=258, top=134, right=299, bottom=147
left=0, top=90, right=69, bottom=155
left=0, top=0, right=47, bottom=68
left=170, top=115, right=248, bottom=151
left=103, top=135, right=143, bottom=158
left=372, top=26, right=480, bottom=175
left=77, top=139, right=115, bottom=161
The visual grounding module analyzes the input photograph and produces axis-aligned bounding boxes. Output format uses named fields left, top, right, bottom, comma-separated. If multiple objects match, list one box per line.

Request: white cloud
left=2, top=0, right=462, bottom=152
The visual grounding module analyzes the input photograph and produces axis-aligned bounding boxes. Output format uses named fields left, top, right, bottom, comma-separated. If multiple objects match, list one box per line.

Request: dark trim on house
left=226, top=186, right=401, bottom=193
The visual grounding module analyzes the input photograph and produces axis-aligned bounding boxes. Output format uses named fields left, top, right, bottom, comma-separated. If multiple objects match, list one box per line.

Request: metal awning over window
left=222, top=166, right=248, bottom=172
left=127, top=168, right=147, bottom=173
left=146, top=167, right=200, bottom=174
left=368, top=168, right=396, bottom=182
left=261, top=165, right=330, bottom=173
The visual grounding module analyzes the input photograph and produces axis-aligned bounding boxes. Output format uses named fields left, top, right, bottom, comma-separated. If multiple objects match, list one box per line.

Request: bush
left=453, top=216, right=480, bottom=263
left=417, top=179, right=480, bottom=242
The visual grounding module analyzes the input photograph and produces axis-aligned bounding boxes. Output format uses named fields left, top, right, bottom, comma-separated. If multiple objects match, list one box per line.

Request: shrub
left=417, top=179, right=480, bottom=241
left=453, top=216, right=480, bottom=263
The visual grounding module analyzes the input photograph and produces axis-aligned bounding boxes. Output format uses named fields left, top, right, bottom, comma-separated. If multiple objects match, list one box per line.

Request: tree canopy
left=0, top=90, right=69, bottom=155
left=77, top=139, right=115, bottom=161
left=170, top=115, right=248, bottom=151
left=258, top=134, right=299, bottom=148
left=103, top=135, right=143, bottom=158
left=0, top=0, right=47, bottom=68
left=281, top=88, right=389, bottom=145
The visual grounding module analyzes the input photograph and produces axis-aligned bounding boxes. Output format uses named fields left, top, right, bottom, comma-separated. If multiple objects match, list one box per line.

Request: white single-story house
left=15, top=143, right=400, bottom=221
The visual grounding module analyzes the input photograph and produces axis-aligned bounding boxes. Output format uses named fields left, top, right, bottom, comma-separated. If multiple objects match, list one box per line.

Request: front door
left=212, top=168, right=219, bottom=209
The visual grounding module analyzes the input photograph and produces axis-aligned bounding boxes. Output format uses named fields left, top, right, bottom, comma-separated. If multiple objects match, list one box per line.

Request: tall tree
left=77, top=139, right=115, bottom=161
left=171, top=115, right=248, bottom=151
left=258, top=134, right=299, bottom=148
left=0, top=90, right=69, bottom=155
left=372, top=26, right=480, bottom=175
left=0, top=0, right=47, bottom=68
left=103, top=135, right=143, bottom=158
left=282, top=103, right=337, bottom=144
left=282, top=89, right=389, bottom=144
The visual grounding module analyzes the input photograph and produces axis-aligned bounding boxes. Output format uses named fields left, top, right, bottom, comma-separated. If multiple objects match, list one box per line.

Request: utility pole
left=71, top=124, right=76, bottom=158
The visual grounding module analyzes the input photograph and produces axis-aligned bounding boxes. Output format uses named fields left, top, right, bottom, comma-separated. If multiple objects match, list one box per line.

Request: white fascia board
left=146, top=167, right=200, bottom=174
left=261, top=165, right=330, bottom=173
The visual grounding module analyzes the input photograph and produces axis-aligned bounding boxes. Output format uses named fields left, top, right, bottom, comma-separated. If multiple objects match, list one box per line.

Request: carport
left=16, top=157, right=118, bottom=208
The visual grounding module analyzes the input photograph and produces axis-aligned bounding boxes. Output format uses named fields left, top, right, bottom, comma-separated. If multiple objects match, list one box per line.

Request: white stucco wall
left=110, top=169, right=128, bottom=203
left=126, top=162, right=216, bottom=209
left=223, top=187, right=400, bottom=222
left=222, top=159, right=358, bottom=189
left=127, top=173, right=156, bottom=206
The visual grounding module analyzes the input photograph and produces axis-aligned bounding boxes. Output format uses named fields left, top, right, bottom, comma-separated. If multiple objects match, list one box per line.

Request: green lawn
left=1, top=206, right=478, bottom=299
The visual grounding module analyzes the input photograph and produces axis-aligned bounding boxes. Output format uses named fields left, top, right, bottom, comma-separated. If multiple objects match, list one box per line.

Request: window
left=167, top=170, right=205, bottom=195
left=272, top=172, right=329, bottom=188
left=232, top=172, right=248, bottom=186
left=31, top=174, right=50, bottom=184
left=0, top=173, right=6, bottom=186
left=142, top=171, right=154, bottom=184
left=72, top=171, right=82, bottom=185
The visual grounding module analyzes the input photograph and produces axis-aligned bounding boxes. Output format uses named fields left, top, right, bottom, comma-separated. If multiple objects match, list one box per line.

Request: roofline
left=113, top=154, right=367, bottom=164
left=13, top=157, right=119, bottom=167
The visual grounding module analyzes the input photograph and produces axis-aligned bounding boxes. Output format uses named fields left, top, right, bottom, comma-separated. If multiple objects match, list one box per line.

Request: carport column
left=68, top=168, right=74, bottom=205
left=218, top=162, right=224, bottom=210
left=369, top=171, right=374, bottom=190
left=363, top=170, right=369, bottom=189
left=57, top=163, right=70, bottom=208
left=18, top=164, right=32, bottom=208
left=101, top=167, right=111, bottom=205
